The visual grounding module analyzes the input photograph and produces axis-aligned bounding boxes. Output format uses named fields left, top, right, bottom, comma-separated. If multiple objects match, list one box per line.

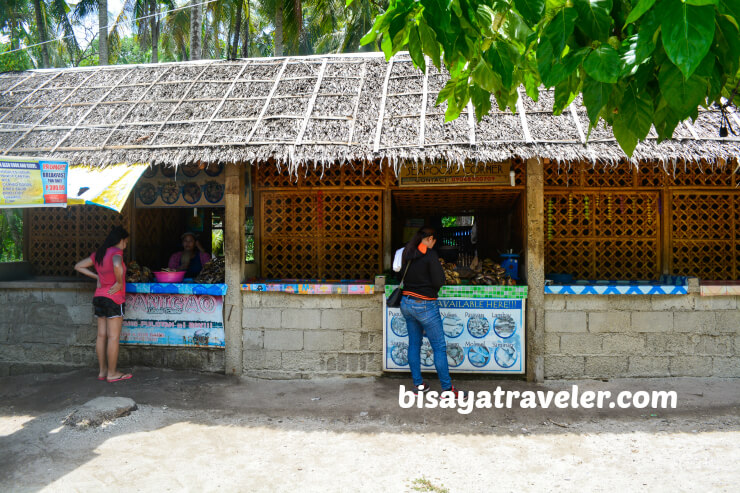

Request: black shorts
left=93, top=296, right=125, bottom=318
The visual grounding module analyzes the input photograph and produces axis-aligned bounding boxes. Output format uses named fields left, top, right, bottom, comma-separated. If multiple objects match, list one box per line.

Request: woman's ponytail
left=402, top=226, right=436, bottom=263
left=95, top=226, right=129, bottom=265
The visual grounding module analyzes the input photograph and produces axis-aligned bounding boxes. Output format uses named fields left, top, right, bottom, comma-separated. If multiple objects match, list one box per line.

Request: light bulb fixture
left=509, top=169, right=516, bottom=187
left=194, top=207, right=198, bottom=217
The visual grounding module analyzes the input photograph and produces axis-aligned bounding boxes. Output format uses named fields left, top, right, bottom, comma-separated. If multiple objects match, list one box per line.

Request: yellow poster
left=67, top=163, right=149, bottom=213
left=0, top=156, right=68, bottom=208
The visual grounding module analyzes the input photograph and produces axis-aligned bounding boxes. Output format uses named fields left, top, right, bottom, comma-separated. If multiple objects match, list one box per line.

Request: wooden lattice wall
left=255, top=163, right=392, bottom=279
left=544, top=159, right=740, bottom=280
left=26, top=202, right=131, bottom=277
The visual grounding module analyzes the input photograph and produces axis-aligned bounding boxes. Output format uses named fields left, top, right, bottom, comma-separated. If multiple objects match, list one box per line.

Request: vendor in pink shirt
left=168, top=232, right=212, bottom=278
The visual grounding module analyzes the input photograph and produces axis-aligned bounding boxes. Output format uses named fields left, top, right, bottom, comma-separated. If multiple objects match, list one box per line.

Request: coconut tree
left=31, top=0, right=50, bottom=67
left=189, top=0, right=202, bottom=60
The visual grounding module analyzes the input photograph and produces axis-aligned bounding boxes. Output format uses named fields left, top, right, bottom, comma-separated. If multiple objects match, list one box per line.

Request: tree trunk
left=274, top=2, right=283, bottom=57
left=190, top=0, right=202, bottom=60
left=32, top=0, right=50, bottom=68
left=98, top=0, right=108, bottom=65
left=226, top=15, right=234, bottom=60
left=231, top=1, right=242, bottom=59
left=240, top=0, right=250, bottom=58
left=150, top=0, right=159, bottom=63
left=202, top=11, right=210, bottom=59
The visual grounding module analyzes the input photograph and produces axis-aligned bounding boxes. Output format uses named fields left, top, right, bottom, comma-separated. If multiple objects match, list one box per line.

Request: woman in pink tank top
left=74, top=226, right=132, bottom=383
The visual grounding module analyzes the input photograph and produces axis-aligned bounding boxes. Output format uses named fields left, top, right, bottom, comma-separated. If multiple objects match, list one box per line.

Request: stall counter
left=122, top=283, right=228, bottom=347
left=383, top=285, right=527, bottom=374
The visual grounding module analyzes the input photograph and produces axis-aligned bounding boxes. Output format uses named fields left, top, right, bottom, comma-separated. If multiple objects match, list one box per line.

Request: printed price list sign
left=384, top=298, right=525, bottom=374
left=0, top=157, right=68, bottom=208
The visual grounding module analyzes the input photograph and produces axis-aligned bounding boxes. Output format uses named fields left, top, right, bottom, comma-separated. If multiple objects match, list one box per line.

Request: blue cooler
left=500, top=253, right=520, bottom=280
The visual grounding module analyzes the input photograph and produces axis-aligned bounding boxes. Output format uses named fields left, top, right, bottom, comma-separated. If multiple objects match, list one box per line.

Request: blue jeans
left=400, top=295, right=452, bottom=390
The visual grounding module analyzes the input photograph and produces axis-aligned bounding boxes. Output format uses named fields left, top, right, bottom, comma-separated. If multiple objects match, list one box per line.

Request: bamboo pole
left=224, top=162, right=246, bottom=376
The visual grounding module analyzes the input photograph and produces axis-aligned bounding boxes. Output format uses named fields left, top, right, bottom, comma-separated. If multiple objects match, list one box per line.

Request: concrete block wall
left=0, top=285, right=224, bottom=376
left=242, top=292, right=384, bottom=378
left=544, top=294, right=740, bottom=379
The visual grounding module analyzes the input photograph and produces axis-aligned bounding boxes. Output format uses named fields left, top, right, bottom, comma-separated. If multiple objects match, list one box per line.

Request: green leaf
left=653, top=97, right=681, bottom=140
left=719, top=0, right=740, bottom=25
left=487, top=41, right=518, bottom=89
left=514, top=0, right=546, bottom=26
left=660, top=0, right=715, bottom=78
left=436, top=79, right=456, bottom=106
left=633, top=9, right=660, bottom=62
left=417, top=22, right=441, bottom=69
left=381, top=33, right=394, bottom=59
left=471, top=85, right=493, bottom=122
left=544, top=7, right=579, bottom=56
left=553, top=74, right=579, bottom=115
left=471, top=59, right=499, bottom=93
left=504, top=11, right=534, bottom=48
left=573, top=0, right=614, bottom=41
left=658, top=61, right=708, bottom=116
left=537, top=38, right=568, bottom=86
left=612, top=117, right=639, bottom=156
left=583, top=77, right=612, bottom=124
left=562, top=47, right=589, bottom=73
left=408, top=25, right=426, bottom=72
left=584, top=45, right=621, bottom=83
left=624, top=0, right=656, bottom=26
left=684, top=0, right=718, bottom=5
left=716, top=15, right=740, bottom=76
left=620, top=83, right=654, bottom=139
left=524, top=71, right=540, bottom=100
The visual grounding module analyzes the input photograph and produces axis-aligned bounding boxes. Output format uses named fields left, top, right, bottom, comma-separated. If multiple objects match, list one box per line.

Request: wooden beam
left=525, top=157, right=545, bottom=383
left=295, top=59, right=327, bottom=145
left=245, top=59, right=289, bottom=144
left=224, top=162, right=246, bottom=376
left=373, top=58, right=394, bottom=153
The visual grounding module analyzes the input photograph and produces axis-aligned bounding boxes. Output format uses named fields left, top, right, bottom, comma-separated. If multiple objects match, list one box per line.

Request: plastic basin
left=153, top=271, right=186, bottom=283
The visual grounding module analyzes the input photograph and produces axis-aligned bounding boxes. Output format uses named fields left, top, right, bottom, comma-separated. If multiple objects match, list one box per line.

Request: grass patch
left=409, top=477, right=449, bottom=493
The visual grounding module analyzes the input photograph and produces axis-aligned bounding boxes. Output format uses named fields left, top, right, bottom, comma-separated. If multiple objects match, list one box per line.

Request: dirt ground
left=1, top=369, right=738, bottom=492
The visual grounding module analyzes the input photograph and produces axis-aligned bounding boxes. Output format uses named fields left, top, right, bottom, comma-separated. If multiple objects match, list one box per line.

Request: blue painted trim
left=126, top=283, right=228, bottom=295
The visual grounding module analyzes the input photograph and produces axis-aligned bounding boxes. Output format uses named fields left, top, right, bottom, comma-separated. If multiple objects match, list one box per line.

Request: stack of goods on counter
left=195, top=257, right=225, bottom=283
left=439, top=258, right=462, bottom=285
left=439, top=257, right=516, bottom=286
left=126, top=261, right=153, bottom=283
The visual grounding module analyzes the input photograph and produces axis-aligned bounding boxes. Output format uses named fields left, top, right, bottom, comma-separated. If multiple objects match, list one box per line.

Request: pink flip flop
left=97, top=376, right=106, bottom=381
left=107, top=373, right=133, bottom=383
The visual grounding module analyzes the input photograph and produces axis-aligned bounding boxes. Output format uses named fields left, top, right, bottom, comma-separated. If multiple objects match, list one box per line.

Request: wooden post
left=224, top=162, right=246, bottom=376
left=525, top=157, right=545, bottom=382
left=383, top=189, right=392, bottom=270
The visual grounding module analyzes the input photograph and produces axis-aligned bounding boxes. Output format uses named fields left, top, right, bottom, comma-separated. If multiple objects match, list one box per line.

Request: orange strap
left=402, top=291, right=437, bottom=301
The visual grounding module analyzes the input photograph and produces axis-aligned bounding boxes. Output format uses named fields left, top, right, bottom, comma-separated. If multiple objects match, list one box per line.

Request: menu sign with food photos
left=134, top=163, right=252, bottom=208
left=383, top=297, right=525, bottom=374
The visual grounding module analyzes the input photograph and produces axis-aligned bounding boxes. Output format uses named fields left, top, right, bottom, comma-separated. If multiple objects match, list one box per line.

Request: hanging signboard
left=134, top=163, right=252, bottom=208
left=122, top=292, right=225, bottom=347
left=384, top=296, right=525, bottom=374
left=399, top=161, right=511, bottom=187
left=0, top=156, right=68, bottom=208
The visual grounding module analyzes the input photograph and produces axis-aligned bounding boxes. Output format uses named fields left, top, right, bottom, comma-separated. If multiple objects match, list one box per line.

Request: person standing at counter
left=74, top=226, right=132, bottom=383
left=168, top=232, right=211, bottom=278
left=400, top=227, right=461, bottom=397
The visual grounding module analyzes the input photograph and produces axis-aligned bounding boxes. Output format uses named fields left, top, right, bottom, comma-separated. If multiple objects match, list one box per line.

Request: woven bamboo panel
left=255, top=163, right=392, bottom=189
left=511, top=156, right=526, bottom=186
left=394, top=190, right=520, bottom=216
left=672, top=193, right=734, bottom=240
left=594, top=193, right=659, bottom=237
left=261, top=238, right=319, bottom=279
left=636, top=163, right=667, bottom=187
left=260, top=190, right=382, bottom=279
left=545, top=238, right=593, bottom=279
left=544, top=160, right=581, bottom=187
left=671, top=192, right=737, bottom=279
left=672, top=240, right=735, bottom=280
left=583, top=160, right=635, bottom=188
left=667, top=160, right=734, bottom=187
left=545, top=191, right=660, bottom=280
left=595, top=239, right=659, bottom=280
left=321, top=192, right=381, bottom=237
left=28, top=204, right=130, bottom=277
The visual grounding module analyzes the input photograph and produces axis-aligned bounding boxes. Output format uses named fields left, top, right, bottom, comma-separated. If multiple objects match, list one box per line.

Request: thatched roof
left=1, top=52, right=738, bottom=171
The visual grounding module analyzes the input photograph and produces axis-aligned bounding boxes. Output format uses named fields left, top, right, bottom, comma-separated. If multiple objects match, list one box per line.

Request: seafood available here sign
left=122, top=293, right=225, bottom=347
left=384, top=298, right=525, bottom=374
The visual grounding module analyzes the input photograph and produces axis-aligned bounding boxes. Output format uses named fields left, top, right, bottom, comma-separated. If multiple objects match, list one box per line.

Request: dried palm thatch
left=1, top=52, right=738, bottom=174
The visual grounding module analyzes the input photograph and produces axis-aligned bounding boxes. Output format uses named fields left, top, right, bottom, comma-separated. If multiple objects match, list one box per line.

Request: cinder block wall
left=0, top=286, right=224, bottom=376
left=242, top=292, right=384, bottom=378
left=544, top=294, right=740, bottom=378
